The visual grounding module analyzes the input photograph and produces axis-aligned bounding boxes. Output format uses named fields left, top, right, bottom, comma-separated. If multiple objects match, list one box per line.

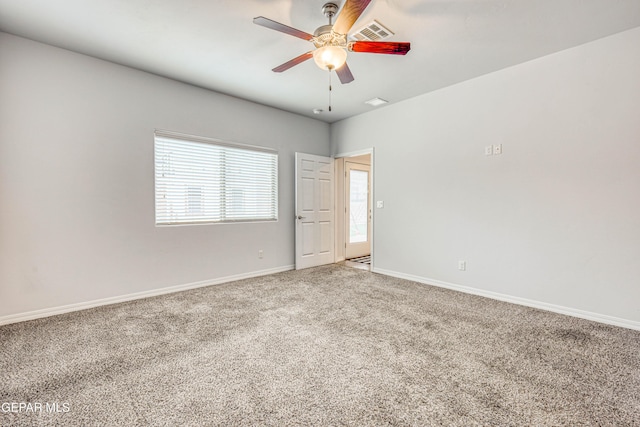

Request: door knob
left=296, top=215, right=305, bottom=220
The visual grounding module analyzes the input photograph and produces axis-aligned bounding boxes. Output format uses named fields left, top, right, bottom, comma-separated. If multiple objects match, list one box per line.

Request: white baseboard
left=0, top=265, right=295, bottom=326
left=373, top=267, right=640, bottom=331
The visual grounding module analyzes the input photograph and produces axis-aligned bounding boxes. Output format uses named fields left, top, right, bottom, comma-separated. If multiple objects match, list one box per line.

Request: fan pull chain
left=328, top=71, right=332, bottom=112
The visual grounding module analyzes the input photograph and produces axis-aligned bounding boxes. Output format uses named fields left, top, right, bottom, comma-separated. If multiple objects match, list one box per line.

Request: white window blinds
left=154, top=131, right=278, bottom=225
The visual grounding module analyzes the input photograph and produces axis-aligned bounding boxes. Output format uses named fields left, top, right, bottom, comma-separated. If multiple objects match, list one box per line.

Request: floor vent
left=351, top=20, right=394, bottom=41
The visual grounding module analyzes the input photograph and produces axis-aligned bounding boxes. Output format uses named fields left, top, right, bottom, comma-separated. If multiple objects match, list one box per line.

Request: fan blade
left=253, top=16, right=313, bottom=41
left=272, top=51, right=314, bottom=73
left=335, top=63, right=355, bottom=84
left=332, top=0, right=372, bottom=35
left=349, top=41, right=411, bottom=55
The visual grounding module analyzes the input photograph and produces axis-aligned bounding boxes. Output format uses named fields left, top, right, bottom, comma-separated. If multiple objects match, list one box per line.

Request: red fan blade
left=335, top=62, right=355, bottom=84
left=272, top=51, right=314, bottom=73
left=253, top=16, right=313, bottom=41
left=348, top=41, right=411, bottom=55
left=332, top=0, right=372, bottom=35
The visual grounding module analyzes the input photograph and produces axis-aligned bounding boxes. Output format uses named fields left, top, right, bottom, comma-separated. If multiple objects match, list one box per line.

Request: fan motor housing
left=313, top=26, right=347, bottom=48
left=314, top=24, right=333, bottom=38
left=312, top=2, right=347, bottom=48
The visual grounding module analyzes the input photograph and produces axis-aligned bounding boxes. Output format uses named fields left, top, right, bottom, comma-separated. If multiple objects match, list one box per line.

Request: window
left=154, top=131, right=278, bottom=225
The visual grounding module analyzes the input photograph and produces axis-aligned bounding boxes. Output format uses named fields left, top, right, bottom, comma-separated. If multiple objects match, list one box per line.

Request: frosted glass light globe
left=313, top=46, right=347, bottom=71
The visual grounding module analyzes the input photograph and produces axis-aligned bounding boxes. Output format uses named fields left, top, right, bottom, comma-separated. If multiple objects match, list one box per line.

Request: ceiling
left=1, top=0, right=639, bottom=123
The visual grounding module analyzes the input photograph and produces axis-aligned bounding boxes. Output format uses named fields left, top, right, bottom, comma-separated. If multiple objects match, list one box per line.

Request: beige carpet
left=1, top=264, right=639, bottom=426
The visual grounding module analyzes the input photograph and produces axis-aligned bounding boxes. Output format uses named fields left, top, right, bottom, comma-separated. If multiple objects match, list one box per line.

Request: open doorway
left=334, top=151, right=373, bottom=271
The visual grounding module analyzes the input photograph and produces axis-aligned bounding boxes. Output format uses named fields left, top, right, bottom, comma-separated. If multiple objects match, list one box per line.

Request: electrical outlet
left=493, top=144, right=502, bottom=155
left=458, top=260, right=466, bottom=271
left=485, top=146, right=493, bottom=156
left=258, top=250, right=263, bottom=259
left=376, top=201, right=384, bottom=209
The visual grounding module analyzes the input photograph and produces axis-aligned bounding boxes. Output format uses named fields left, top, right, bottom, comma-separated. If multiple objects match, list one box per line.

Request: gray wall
left=0, top=33, right=329, bottom=318
left=332, top=27, right=640, bottom=324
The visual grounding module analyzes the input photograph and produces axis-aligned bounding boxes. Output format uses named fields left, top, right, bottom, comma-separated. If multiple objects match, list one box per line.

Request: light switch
left=376, top=201, right=384, bottom=209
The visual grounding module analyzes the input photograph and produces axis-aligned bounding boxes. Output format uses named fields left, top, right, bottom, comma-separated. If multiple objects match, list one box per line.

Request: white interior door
left=345, top=162, right=371, bottom=259
left=295, top=153, right=334, bottom=270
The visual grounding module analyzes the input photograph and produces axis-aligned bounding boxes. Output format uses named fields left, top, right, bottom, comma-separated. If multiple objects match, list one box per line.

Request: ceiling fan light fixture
left=313, top=45, right=347, bottom=71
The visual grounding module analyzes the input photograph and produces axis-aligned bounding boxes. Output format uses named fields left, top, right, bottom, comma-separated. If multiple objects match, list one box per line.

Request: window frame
left=154, top=130, right=279, bottom=226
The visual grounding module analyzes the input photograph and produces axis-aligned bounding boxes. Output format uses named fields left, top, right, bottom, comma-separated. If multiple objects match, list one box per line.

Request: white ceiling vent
left=351, top=20, right=394, bottom=41
left=365, top=97, right=389, bottom=107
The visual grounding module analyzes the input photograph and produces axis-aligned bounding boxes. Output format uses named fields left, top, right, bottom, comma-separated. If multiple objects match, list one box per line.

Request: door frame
left=334, top=148, right=375, bottom=270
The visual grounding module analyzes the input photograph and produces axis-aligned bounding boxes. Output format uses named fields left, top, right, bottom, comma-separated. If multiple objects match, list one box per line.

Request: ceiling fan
left=253, top=0, right=411, bottom=84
